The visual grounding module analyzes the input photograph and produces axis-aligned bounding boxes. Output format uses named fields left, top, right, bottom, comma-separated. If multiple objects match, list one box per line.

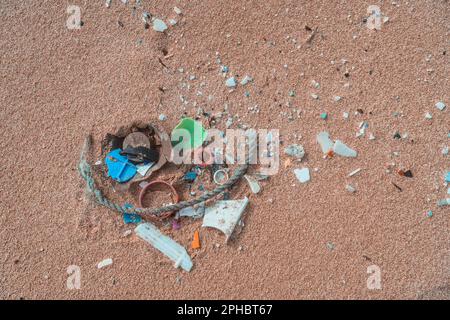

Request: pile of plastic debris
left=80, top=116, right=269, bottom=272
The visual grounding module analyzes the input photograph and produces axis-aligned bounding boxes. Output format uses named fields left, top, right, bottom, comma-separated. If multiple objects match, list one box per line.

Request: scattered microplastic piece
left=172, top=220, right=181, bottom=230
left=333, top=96, right=342, bottom=102
left=135, top=223, right=193, bottom=272
left=177, top=205, right=204, bottom=219
left=311, top=93, right=319, bottom=99
left=123, top=213, right=142, bottom=224
left=184, top=171, right=198, bottom=182
left=225, top=77, right=237, bottom=88
left=221, top=65, right=229, bottom=73
left=311, top=80, right=320, bottom=89
left=333, top=140, right=357, bottom=157
left=136, top=162, right=154, bottom=176
left=357, top=121, right=369, bottom=137
left=152, top=19, right=168, bottom=32
left=159, top=114, right=167, bottom=121
left=425, top=112, right=433, bottom=120
left=442, top=146, right=449, bottom=156
left=289, top=90, right=296, bottom=97
left=142, top=12, right=151, bottom=24
left=426, top=210, right=433, bottom=218
left=168, top=19, right=177, bottom=26
left=369, top=133, right=376, bottom=140
left=317, top=132, right=334, bottom=154
left=97, top=258, right=113, bottom=269
left=173, top=7, right=182, bottom=15
left=346, top=184, right=356, bottom=193
left=105, top=0, right=112, bottom=8
left=191, top=230, right=201, bottom=249
left=437, top=198, right=450, bottom=207
left=445, top=172, right=450, bottom=183
left=244, top=175, right=261, bottom=194
left=240, top=75, right=253, bottom=85
left=294, top=168, right=310, bottom=183
left=435, top=101, right=446, bottom=111
left=202, top=197, right=249, bottom=241
left=320, top=112, right=328, bottom=120
left=343, top=112, right=349, bottom=119
left=348, top=168, right=362, bottom=177
left=213, top=169, right=229, bottom=185
left=226, top=117, right=233, bottom=128
left=284, top=144, right=305, bottom=160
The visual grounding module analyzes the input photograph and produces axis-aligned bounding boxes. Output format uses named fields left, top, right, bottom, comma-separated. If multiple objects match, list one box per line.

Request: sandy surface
left=0, top=0, right=449, bottom=300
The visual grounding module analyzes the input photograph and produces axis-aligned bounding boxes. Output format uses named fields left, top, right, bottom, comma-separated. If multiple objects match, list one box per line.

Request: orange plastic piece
left=192, top=230, right=201, bottom=249
left=326, top=150, right=335, bottom=158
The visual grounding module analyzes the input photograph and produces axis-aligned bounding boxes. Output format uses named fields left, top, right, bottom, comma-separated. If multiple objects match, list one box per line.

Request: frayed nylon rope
left=78, top=135, right=251, bottom=217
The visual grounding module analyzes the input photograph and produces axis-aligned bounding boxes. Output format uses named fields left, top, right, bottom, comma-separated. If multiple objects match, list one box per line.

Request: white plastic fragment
left=142, top=12, right=151, bottom=24
left=153, top=19, right=168, bottom=32
left=225, top=77, right=237, bottom=88
left=435, top=101, right=446, bottom=111
left=317, top=132, right=334, bottom=153
left=294, top=168, right=310, bottom=183
left=348, top=168, right=361, bottom=177
left=442, top=146, right=449, bottom=156
left=284, top=144, right=305, bottom=160
left=425, top=112, right=433, bottom=120
left=333, top=95, right=342, bottom=102
left=173, top=7, right=182, bottom=15
left=244, top=175, right=261, bottom=194
left=137, top=162, right=154, bottom=176
left=240, top=75, right=253, bottom=86
left=357, top=121, right=369, bottom=137
left=333, top=140, right=357, bottom=157
left=135, top=223, right=193, bottom=272
left=105, top=0, right=112, bottom=8
left=97, top=258, right=113, bottom=269
left=437, top=198, right=450, bottom=207
left=177, top=205, right=204, bottom=219
left=345, top=184, right=356, bottom=193
left=202, top=197, right=249, bottom=241
left=158, top=114, right=167, bottom=121
left=311, top=80, right=320, bottom=89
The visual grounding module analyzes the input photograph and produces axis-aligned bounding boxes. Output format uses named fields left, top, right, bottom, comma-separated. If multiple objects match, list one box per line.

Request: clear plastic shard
left=202, top=197, right=249, bottom=241
left=135, top=223, right=193, bottom=272
left=244, top=175, right=261, bottom=194
left=333, top=140, right=357, bottom=157
left=317, top=132, right=334, bottom=153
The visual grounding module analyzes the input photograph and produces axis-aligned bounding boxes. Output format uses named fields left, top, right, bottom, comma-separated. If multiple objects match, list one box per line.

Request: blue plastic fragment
left=184, top=171, right=198, bottom=182
left=105, top=149, right=137, bottom=183
left=445, top=172, right=450, bottom=183
left=122, top=203, right=142, bottom=224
